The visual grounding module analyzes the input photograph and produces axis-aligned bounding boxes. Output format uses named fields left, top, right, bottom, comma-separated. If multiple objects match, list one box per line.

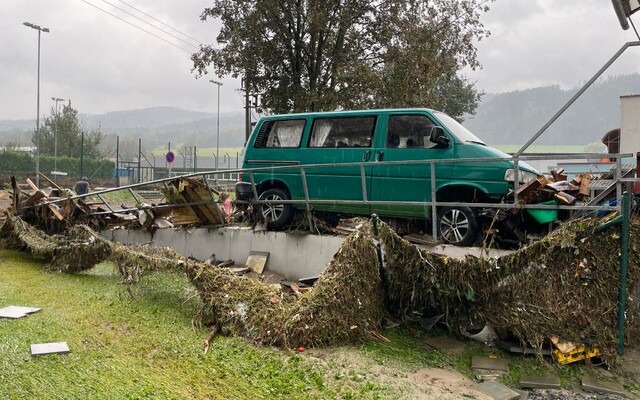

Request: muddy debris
left=1, top=213, right=640, bottom=365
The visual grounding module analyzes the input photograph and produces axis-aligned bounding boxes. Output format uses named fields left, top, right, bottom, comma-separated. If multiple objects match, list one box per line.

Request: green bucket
left=527, top=200, right=558, bottom=224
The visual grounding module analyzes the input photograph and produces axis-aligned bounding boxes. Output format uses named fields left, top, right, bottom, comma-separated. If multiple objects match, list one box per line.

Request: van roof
left=260, top=108, right=437, bottom=120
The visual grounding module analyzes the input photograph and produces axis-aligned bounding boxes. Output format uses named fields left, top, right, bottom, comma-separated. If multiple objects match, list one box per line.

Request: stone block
left=30, top=342, right=70, bottom=356
left=475, top=380, right=520, bottom=400
left=472, top=356, right=509, bottom=373
left=582, top=377, right=628, bottom=398
left=425, top=336, right=465, bottom=352
left=519, top=376, right=561, bottom=389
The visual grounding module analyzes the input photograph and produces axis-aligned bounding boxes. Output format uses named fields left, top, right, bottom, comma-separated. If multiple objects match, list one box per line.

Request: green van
left=235, top=108, right=539, bottom=245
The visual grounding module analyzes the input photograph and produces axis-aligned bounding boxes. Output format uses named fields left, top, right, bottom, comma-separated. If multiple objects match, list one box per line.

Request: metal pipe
left=618, top=190, right=631, bottom=355
left=300, top=168, right=314, bottom=230
left=430, top=163, right=437, bottom=239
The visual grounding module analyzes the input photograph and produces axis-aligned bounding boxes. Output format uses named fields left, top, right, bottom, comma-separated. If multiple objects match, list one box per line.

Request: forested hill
left=464, top=74, right=640, bottom=145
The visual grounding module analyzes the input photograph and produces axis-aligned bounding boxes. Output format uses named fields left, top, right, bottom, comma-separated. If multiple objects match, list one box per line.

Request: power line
left=78, top=0, right=192, bottom=54
left=98, top=0, right=199, bottom=49
left=117, top=0, right=203, bottom=46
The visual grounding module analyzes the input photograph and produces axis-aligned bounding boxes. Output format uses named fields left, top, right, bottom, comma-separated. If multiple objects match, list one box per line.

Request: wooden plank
left=38, top=172, right=64, bottom=191
left=47, top=204, right=65, bottom=221
left=26, top=178, right=39, bottom=192
left=23, top=190, right=47, bottom=206
left=11, top=176, right=21, bottom=214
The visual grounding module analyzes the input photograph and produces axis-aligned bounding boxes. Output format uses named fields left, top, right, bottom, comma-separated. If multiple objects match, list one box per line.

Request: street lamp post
left=209, top=80, right=223, bottom=176
left=23, top=22, right=50, bottom=188
left=52, top=97, right=65, bottom=179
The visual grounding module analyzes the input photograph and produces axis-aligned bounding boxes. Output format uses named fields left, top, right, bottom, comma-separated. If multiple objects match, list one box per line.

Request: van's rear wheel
left=259, top=188, right=294, bottom=230
left=437, top=206, right=478, bottom=246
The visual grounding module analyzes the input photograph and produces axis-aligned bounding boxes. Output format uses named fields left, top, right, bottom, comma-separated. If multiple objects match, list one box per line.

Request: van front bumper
left=235, top=182, right=254, bottom=201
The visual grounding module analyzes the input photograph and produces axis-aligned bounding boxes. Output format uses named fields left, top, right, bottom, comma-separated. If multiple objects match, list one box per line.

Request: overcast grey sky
left=1, top=0, right=639, bottom=122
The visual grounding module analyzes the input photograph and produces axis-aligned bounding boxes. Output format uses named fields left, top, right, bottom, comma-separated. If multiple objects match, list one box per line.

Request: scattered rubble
left=6, top=174, right=229, bottom=233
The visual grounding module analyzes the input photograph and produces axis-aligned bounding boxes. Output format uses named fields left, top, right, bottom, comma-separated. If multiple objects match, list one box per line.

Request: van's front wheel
left=258, top=188, right=294, bottom=230
left=437, top=206, right=478, bottom=246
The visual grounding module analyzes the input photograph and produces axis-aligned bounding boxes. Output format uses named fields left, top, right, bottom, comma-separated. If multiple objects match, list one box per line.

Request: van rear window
left=308, top=116, right=376, bottom=148
left=254, top=119, right=306, bottom=148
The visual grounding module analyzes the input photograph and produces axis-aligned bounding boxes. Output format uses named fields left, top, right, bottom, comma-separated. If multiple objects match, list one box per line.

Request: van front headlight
left=504, top=169, right=539, bottom=184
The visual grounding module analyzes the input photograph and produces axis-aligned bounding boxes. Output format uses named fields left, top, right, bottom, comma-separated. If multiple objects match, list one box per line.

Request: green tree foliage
left=32, top=104, right=105, bottom=160
left=192, top=0, right=492, bottom=119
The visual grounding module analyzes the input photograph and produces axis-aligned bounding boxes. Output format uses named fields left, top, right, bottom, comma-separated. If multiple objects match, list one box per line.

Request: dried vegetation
left=2, top=213, right=639, bottom=364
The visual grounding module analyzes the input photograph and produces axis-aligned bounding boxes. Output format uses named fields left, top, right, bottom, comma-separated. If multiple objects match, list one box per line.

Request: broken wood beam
left=554, top=192, right=576, bottom=205
left=38, top=172, right=64, bottom=191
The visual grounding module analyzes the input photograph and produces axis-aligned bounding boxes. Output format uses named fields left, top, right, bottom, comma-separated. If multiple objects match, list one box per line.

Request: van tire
left=259, top=188, right=294, bottom=230
left=437, top=206, right=478, bottom=246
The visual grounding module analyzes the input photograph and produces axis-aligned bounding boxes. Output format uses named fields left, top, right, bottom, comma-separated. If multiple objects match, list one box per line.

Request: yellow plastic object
left=552, top=345, right=600, bottom=364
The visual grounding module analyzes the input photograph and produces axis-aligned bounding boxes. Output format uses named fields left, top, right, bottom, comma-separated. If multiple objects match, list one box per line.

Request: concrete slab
left=582, top=377, right=629, bottom=397
left=246, top=251, right=269, bottom=274
left=30, top=342, right=70, bottom=356
left=472, top=356, right=509, bottom=373
left=513, top=389, right=529, bottom=400
left=2, top=305, right=41, bottom=315
left=475, top=380, right=520, bottom=400
left=0, top=308, right=27, bottom=319
left=425, top=336, right=465, bottom=353
left=519, top=376, right=561, bottom=390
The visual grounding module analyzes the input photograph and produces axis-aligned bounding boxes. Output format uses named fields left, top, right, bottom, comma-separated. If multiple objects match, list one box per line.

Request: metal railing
left=36, top=151, right=637, bottom=241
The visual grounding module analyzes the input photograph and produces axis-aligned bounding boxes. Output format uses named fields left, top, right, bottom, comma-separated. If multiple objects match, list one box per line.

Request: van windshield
left=434, top=111, right=485, bottom=145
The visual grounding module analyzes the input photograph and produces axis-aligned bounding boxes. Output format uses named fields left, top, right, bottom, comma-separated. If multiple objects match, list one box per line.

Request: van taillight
left=239, top=172, right=243, bottom=182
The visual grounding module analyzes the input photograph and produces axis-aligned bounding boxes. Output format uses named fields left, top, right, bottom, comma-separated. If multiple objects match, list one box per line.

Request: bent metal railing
left=39, top=151, right=636, bottom=241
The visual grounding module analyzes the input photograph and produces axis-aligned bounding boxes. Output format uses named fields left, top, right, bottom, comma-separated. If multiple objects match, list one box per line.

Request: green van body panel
left=242, top=108, right=536, bottom=221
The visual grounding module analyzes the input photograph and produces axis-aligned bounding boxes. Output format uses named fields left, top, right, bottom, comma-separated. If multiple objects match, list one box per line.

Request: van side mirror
left=429, top=126, right=450, bottom=148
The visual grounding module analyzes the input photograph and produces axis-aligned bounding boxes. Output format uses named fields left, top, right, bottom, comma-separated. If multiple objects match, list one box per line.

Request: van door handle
left=363, top=150, right=371, bottom=162
left=376, top=151, right=384, bottom=161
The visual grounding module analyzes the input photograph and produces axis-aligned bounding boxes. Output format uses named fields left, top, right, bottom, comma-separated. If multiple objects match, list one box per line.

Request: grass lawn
left=0, top=250, right=388, bottom=399
left=1, top=249, right=636, bottom=399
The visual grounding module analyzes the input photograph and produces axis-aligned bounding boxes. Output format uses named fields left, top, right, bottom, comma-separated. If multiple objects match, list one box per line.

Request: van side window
left=254, top=119, right=305, bottom=148
left=387, top=115, right=436, bottom=149
left=309, top=116, right=376, bottom=148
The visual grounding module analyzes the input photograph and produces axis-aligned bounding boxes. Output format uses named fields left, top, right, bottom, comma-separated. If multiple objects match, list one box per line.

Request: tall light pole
left=23, top=22, right=50, bottom=188
left=209, top=80, right=223, bottom=174
left=52, top=97, right=65, bottom=179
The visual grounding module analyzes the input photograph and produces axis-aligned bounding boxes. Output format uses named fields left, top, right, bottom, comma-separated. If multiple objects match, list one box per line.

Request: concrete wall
left=104, top=226, right=513, bottom=282
left=621, top=95, right=640, bottom=154
left=104, top=227, right=345, bottom=280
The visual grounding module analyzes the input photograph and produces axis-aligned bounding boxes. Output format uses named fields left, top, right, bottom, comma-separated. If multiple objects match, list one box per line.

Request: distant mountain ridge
left=79, top=107, right=216, bottom=130
left=2, top=74, right=640, bottom=147
left=464, top=74, right=640, bottom=145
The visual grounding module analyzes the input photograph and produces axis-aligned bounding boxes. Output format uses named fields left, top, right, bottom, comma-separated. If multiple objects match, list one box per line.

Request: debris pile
left=0, top=216, right=384, bottom=347
left=6, top=175, right=228, bottom=233
left=379, top=216, right=640, bottom=362
left=2, top=214, right=639, bottom=363
left=513, top=169, right=598, bottom=206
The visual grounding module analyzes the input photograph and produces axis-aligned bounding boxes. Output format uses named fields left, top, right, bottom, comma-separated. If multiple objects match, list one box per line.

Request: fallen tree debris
left=2, top=213, right=639, bottom=365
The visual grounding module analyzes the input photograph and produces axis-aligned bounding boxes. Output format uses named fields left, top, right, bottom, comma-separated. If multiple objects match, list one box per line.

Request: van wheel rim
left=440, top=209, right=470, bottom=243
left=261, top=194, right=285, bottom=221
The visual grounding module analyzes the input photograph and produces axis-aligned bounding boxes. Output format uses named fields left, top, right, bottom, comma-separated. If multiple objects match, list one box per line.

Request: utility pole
left=241, top=77, right=253, bottom=144
left=115, top=135, right=120, bottom=187
left=51, top=97, right=65, bottom=179
left=23, top=22, right=50, bottom=188
left=138, top=138, right=142, bottom=183
left=79, top=131, right=84, bottom=178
